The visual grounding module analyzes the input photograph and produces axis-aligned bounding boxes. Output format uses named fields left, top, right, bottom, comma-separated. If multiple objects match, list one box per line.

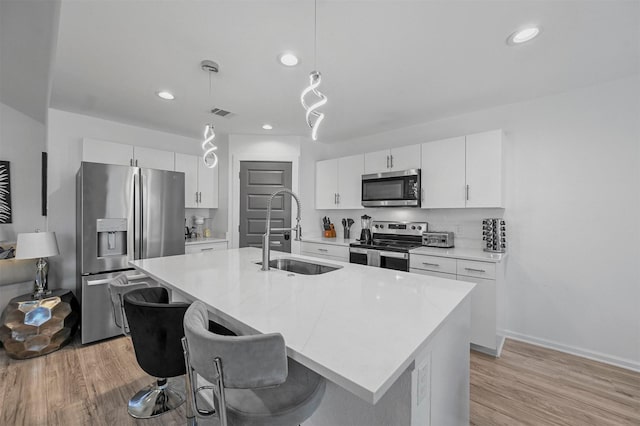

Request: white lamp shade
left=15, top=232, right=60, bottom=259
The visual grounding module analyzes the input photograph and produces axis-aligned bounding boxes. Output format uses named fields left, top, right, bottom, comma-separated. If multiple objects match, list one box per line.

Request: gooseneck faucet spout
left=262, top=189, right=302, bottom=271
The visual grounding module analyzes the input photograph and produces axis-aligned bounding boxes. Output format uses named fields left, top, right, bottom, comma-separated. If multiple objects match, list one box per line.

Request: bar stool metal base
left=127, top=379, right=185, bottom=419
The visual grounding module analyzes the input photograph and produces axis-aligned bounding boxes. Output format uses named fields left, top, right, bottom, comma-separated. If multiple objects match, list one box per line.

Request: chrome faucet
left=262, top=189, right=302, bottom=271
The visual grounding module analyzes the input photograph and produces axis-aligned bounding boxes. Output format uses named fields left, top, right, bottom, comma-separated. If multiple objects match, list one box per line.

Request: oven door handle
left=379, top=251, right=409, bottom=260
left=350, top=248, right=369, bottom=255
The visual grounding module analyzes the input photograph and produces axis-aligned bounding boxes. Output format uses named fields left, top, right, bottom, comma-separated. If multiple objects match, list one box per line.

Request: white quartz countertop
left=300, top=235, right=357, bottom=246
left=410, top=246, right=507, bottom=263
left=129, top=247, right=474, bottom=404
left=184, top=237, right=228, bottom=246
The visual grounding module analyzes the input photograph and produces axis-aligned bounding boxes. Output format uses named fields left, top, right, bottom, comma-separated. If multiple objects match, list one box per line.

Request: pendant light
left=201, top=60, right=219, bottom=168
left=300, top=0, right=327, bottom=141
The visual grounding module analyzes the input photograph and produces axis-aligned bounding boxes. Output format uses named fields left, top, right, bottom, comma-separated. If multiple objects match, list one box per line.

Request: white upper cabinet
left=82, top=138, right=133, bottom=166
left=175, top=153, right=218, bottom=208
left=421, top=136, right=466, bottom=208
left=421, top=130, right=504, bottom=209
left=337, top=155, right=364, bottom=209
left=198, top=158, right=219, bottom=209
left=82, top=138, right=174, bottom=171
left=133, top=146, right=175, bottom=171
left=174, top=153, right=199, bottom=208
left=364, top=144, right=421, bottom=174
left=465, top=130, right=504, bottom=208
left=315, top=159, right=340, bottom=210
left=315, top=154, right=364, bottom=209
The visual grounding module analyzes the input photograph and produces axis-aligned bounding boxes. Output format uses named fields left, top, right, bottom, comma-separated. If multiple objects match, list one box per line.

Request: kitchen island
left=130, top=247, right=474, bottom=426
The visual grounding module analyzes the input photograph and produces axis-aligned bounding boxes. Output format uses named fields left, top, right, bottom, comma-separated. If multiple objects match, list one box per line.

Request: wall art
left=0, top=160, right=12, bottom=224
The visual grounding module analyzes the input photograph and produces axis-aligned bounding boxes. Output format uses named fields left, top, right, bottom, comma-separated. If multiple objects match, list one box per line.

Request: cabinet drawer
left=456, top=259, right=495, bottom=280
left=409, top=254, right=457, bottom=274
left=409, top=268, right=457, bottom=280
left=185, top=241, right=228, bottom=254
left=300, top=242, right=348, bottom=261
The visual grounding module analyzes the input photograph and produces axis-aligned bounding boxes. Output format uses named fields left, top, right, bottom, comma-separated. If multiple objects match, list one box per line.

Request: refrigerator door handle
left=133, top=169, right=142, bottom=260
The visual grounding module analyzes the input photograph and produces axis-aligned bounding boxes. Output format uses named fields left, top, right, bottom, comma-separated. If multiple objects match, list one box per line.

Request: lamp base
left=33, top=257, right=50, bottom=299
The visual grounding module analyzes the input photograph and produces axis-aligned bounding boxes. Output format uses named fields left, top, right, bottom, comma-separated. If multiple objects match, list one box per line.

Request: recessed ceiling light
left=278, top=53, right=299, bottom=67
left=262, top=124, right=273, bottom=130
left=507, top=26, right=541, bottom=45
left=156, top=90, right=175, bottom=100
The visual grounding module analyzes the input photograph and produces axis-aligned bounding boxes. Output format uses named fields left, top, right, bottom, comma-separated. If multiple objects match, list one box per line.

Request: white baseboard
left=502, top=330, right=640, bottom=373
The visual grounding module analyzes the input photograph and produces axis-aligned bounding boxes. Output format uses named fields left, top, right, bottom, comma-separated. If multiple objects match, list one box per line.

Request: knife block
left=324, top=229, right=336, bottom=238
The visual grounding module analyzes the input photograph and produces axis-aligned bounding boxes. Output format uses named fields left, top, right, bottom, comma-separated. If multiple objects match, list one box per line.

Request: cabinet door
left=198, top=160, right=219, bottom=208
left=465, top=130, right=504, bottom=208
left=457, top=275, right=496, bottom=349
left=174, top=153, right=199, bottom=208
left=134, top=146, right=175, bottom=171
left=421, top=137, right=466, bottom=208
left=315, top=159, right=339, bottom=209
left=364, top=149, right=390, bottom=174
left=337, top=154, right=364, bottom=209
left=390, top=144, right=421, bottom=171
left=82, top=138, right=133, bottom=166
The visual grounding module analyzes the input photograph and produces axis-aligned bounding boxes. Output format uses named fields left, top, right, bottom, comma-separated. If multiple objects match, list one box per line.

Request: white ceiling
left=45, top=1, right=640, bottom=142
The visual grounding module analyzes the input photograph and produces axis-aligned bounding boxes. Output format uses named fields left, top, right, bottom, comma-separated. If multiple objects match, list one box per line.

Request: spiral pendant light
left=201, top=60, right=219, bottom=168
left=300, top=0, right=326, bottom=141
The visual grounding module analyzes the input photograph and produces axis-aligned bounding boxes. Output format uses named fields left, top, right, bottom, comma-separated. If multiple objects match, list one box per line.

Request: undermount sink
left=256, top=258, right=342, bottom=275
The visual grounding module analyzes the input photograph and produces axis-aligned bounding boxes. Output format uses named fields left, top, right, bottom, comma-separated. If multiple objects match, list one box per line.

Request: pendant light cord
left=314, top=0, right=317, bottom=69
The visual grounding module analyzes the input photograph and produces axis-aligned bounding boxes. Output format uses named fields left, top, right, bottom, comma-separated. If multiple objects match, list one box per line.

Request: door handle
left=422, top=262, right=440, bottom=267
left=271, top=241, right=282, bottom=246
left=337, top=193, right=340, bottom=204
left=466, top=185, right=470, bottom=201
left=386, top=155, right=390, bottom=169
left=390, top=154, right=393, bottom=169
left=464, top=267, right=486, bottom=273
left=200, top=248, right=214, bottom=251
left=317, top=248, right=328, bottom=252
left=379, top=251, right=408, bottom=260
left=195, top=192, right=199, bottom=204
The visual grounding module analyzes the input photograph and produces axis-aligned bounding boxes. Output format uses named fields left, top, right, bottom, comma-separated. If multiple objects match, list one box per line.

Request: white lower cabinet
left=185, top=241, right=228, bottom=254
left=300, top=241, right=349, bottom=262
left=410, top=252, right=503, bottom=355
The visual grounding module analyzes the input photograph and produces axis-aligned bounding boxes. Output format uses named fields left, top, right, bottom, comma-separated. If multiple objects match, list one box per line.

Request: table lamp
left=15, top=231, right=60, bottom=298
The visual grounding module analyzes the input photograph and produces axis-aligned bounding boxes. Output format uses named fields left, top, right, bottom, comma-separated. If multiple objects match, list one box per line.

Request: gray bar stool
left=182, top=301, right=326, bottom=426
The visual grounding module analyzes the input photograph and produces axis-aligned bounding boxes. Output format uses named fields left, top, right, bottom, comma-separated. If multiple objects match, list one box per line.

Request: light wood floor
left=1, top=337, right=638, bottom=425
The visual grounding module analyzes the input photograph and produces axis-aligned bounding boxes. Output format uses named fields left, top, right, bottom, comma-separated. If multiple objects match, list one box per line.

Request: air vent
left=210, top=108, right=234, bottom=118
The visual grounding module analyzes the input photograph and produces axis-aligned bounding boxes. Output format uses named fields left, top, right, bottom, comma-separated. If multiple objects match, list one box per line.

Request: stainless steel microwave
left=361, top=169, right=421, bottom=207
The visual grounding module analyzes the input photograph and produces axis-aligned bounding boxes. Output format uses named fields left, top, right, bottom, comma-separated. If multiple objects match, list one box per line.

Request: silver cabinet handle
left=199, top=192, right=202, bottom=203
left=317, top=248, right=328, bottom=252
left=466, top=185, right=470, bottom=201
left=130, top=159, right=133, bottom=166
left=465, top=267, right=486, bottom=273
left=201, top=248, right=214, bottom=251
left=337, top=193, right=340, bottom=204
left=271, top=241, right=282, bottom=246
left=422, top=262, right=440, bottom=267
left=195, top=192, right=199, bottom=203
left=386, top=155, right=390, bottom=169
left=390, top=154, right=394, bottom=169
left=135, top=159, right=138, bottom=166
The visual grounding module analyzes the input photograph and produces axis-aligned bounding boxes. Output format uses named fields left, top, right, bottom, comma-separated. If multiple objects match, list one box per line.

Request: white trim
left=229, top=154, right=300, bottom=249
left=503, top=330, right=640, bottom=373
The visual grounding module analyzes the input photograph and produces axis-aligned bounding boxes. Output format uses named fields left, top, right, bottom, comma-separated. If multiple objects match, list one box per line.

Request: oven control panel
left=371, top=221, right=428, bottom=236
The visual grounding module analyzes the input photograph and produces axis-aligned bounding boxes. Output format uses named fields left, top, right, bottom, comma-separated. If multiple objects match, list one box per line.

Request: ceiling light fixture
left=507, top=26, right=541, bottom=45
left=300, top=0, right=327, bottom=141
left=262, top=124, right=273, bottom=130
left=200, top=60, right=219, bottom=168
left=156, top=91, right=175, bottom=100
left=279, top=53, right=299, bottom=67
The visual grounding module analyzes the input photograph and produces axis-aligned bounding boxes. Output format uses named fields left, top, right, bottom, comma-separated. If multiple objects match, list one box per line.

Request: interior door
left=239, top=161, right=292, bottom=252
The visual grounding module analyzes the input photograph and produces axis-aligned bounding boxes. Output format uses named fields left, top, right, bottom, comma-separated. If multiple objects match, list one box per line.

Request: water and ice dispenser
left=97, top=218, right=127, bottom=257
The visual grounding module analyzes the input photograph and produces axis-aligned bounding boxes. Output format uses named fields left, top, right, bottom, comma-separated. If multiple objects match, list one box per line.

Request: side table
left=0, top=289, right=80, bottom=359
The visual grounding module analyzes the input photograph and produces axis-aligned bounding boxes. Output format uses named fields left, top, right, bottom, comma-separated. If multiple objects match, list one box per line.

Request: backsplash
left=312, top=208, right=504, bottom=249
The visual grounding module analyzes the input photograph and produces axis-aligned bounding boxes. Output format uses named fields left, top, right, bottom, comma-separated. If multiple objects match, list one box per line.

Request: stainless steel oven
left=349, top=221, right=427, bottom=272
left=361, top=169, right=421, bottom=207
left=349, top=248, right=410, bottom=271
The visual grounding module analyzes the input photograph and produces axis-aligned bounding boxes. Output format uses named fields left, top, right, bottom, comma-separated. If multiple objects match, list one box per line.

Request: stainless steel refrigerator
left=76, top=162, right=185, bottom=344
